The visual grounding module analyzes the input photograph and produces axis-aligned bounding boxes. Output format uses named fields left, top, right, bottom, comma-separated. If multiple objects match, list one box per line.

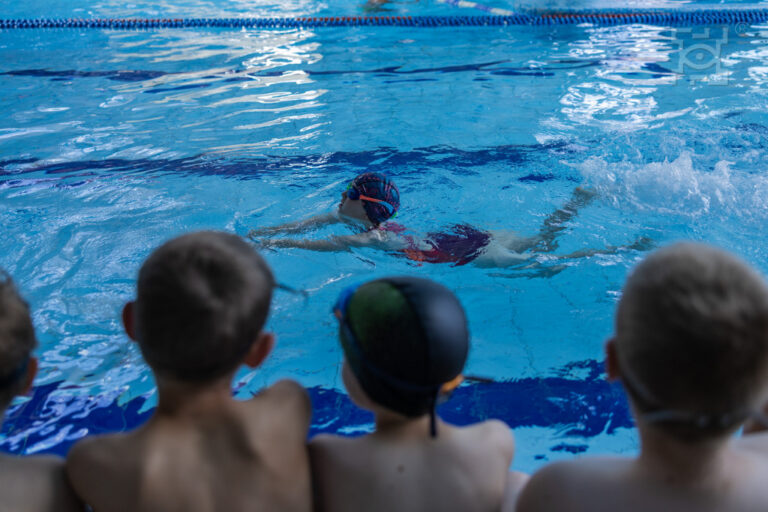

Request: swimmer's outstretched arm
left=248, top=212, right=341, bottom=238
left=258, top=231, right=394, bottom=253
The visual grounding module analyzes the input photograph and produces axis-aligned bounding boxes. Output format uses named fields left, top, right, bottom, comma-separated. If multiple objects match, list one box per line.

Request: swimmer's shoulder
left=368, top=222, right=414, bottom=249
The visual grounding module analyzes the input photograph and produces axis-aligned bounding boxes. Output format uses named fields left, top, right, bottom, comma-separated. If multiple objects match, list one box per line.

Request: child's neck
left=374, top=410, right=435, bottom=438
left=636, top=424, right=732, bottom=484
left=154, top=375, right=235, bottom=418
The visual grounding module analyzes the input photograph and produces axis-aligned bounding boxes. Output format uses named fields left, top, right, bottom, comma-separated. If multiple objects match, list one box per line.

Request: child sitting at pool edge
left=517, top=243, right=768, bottom=512
left=249, top=172, right=651, bottom=269
left=0, top=272, right=82, bottom=512
left=310, top=276, right=528, bottom=512
left=66, top=231, right=312, bottom=512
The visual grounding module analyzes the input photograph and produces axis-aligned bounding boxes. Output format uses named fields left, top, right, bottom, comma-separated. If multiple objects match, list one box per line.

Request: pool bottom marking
left=0, top=359, right=631, bottom=456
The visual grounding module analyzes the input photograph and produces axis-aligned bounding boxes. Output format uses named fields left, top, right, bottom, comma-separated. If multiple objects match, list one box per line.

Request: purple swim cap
left=350, top=172, right=400, bottom=225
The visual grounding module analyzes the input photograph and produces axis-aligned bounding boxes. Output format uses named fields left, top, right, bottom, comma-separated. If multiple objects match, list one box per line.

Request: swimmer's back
left=310, top=419, right=514, bottom=512
left=67, top=380, right=312, bottom=512
left=518, top=435, right=768, bottom=512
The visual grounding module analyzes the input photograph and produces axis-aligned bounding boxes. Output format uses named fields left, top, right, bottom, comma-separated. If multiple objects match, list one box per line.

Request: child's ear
left=244, top=332, right=275, bottom=369
left=20, top=356, right=38, bottom=396
left=605, top=337, right=621, bottom=381
left=122, top=301, right=137, bottom=341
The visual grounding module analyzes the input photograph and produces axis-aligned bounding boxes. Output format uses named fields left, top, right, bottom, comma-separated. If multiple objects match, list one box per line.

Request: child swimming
left=310, top=276, right=528, bottom=512
left=248, top=172, right=650, bottom=268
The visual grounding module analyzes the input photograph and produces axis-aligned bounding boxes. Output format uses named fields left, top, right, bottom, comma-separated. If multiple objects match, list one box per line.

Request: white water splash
left=576, top=152, right=768, bottom=222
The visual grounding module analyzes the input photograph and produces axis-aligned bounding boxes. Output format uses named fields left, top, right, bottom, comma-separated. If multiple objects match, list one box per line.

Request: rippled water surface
left=3, top=0, right=768, bottom=471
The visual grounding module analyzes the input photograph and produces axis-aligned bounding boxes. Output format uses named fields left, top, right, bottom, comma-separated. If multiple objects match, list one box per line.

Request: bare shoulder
left=309, top=433, right=361, bottom=462
left=0, top=454, right=83, bottom=512
left=517, top=458, right=629, bottom=512
left=66, top=432, right=133, bottom=490
left=258, top=379, right=310, bottom=411
left=457, top=419, right=515, bottom=459
left=365, top=228, right=409, bottom=250
left=517, top=460, right=583, bottom=512
left=737, top=431, right=768, bottom=454
left=309, top=433, right=374, bottom=475
left=67, top=433, right=118, bottom=470
left=250, top=379, right=311, bottom=429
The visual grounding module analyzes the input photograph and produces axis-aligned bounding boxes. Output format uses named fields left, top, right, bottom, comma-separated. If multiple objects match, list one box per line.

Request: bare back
left=66, top=380, right=311, bottom=512
left=0, top=454, right=82, bottom=512
left=310, top=419, right=517, bottom=512
left=518, top=434, right=768, bottom=512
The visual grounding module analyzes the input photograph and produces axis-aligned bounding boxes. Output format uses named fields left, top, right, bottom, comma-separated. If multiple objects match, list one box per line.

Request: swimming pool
left=3, top=0, right=768, bottom=472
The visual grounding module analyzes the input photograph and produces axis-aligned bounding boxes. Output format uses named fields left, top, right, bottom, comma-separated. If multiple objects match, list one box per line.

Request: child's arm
left=248, top=212, right=340, bottom=238
left=259, top=231, right=398, bottom=253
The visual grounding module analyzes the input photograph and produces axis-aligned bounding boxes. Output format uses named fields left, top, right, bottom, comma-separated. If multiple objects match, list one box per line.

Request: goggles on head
left=346, top=183, right=396, bottom=217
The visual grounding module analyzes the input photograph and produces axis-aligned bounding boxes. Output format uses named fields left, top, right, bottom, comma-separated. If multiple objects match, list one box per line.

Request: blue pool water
left=3, top=0, right=768, bottom=472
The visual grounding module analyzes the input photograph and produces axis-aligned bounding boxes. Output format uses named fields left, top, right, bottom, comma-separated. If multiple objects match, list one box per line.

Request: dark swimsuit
left=381, top=223, right=491, bottom=266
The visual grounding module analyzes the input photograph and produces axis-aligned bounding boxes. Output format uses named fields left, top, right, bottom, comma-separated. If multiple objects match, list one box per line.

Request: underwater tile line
left=0, top=359, right=632, bottom=457
left=0, top=143, right=580, bottom=184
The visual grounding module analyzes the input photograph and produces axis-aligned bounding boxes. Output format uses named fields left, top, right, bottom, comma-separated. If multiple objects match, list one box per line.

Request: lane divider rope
left=2, top=11, right=768, bottom=29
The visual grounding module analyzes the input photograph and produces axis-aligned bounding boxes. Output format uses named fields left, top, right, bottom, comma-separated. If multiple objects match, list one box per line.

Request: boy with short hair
left=66, top=231, right=312, bottom=512
left=517, top=243, right=768, bottom=512
left=0, top=271, right=82, bottom=512
left=310, top=276, right=528, bottom=512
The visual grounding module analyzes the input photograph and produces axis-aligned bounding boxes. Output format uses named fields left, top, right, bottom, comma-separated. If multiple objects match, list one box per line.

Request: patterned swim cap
left=350, top=172, right=400, bottom=226
left=339, top=277, right=469, bottom=436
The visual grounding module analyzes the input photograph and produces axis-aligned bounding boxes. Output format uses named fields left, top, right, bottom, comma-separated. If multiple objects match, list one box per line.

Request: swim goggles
left=346, top=183, right=397, bottom=217
left=619, top=358, right=761, bottom=430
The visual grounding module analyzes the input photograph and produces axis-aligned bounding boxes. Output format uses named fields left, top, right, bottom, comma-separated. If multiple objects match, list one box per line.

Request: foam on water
left=578, top=152, right=768, bottom=224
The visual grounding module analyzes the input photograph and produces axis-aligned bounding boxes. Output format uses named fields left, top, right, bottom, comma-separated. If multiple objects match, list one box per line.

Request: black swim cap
left=340, top=277, right=469, bottom=432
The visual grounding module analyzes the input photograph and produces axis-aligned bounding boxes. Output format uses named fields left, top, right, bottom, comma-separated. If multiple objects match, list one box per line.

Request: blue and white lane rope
left=2, top=10, right=768, bottom=29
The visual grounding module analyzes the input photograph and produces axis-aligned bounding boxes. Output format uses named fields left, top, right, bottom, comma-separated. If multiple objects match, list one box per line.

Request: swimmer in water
left=310, top=276, right=528, bottom=512
left=248, top=172, right=650, bottom=268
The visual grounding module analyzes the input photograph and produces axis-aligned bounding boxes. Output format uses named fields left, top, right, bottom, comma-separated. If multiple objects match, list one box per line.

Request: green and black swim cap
left=334, top=276, right=469, bottom=436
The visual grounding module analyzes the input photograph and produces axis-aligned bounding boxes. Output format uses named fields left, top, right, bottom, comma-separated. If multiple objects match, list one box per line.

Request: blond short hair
left=616, top=243, right=768, bottom=439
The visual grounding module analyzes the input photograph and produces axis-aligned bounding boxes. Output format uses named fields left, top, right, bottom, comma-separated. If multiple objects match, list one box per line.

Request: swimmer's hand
left=248, top=213, right=341, bottom=239
left=249, top=237, right=281, bottom=252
